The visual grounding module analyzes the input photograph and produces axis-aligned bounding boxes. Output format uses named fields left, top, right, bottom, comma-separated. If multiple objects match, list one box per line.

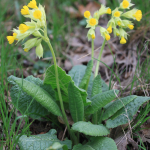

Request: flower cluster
left=84, top=5, right=112, bottom=41
left=7, top=0, right=46, bottom=58
left=84, top=0, right=142, bottom=44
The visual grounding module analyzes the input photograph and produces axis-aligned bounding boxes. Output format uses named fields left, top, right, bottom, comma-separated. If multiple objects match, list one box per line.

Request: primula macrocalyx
left=21, top=6, right=29, bottom=15
left=28, top=0, right=38, bottom=9
left=36, top=43, right=43, bottom=58
left=87, top=29, right=95, bottom=41
left=98, top=5, right=111, bottom=16
left=23, top=38, right=38, bottom=51
left=120, top=0, right=134, bottom=9
left=105, top=34, right=110, bottom=41
left=107, top=8, right=111, bottom=14
left=107, top=26, right=112, bottom=33
left=13, top=33, right=17, bottom=39
left=120, top=37, right=126, bottom=44
left=133, top=10, right=142, bottom=21
left=19, top=24, right=30, bottom=33
left=128, top=24, right=134, bottom=29
left=89, top=18, right=97, bottom=26
left=122, top=0, right=129, bottom=9
left=114, top=11, right=121, bottom=17
left=24, top=48, right=28, bottom=52
left=7, top=36, right=15, bottom=44
left=84, top=11, right=90, bottom=18
left=33, top=10, right=42, bottom=19
left=92, top=34, right=95, bottom=39
left=7, top=33, right=18, bottom=44
left=117, top=21, right=121, bottom=26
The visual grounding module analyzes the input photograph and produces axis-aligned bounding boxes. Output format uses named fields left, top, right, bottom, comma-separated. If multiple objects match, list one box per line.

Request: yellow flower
left=24, top=48, right=28, bottom=52
left=122, top=0, right=129, bottom=9
left=33, top=10, right=42, bottom=19
left=117, top=21, right=121, bottom=26
left=114, top=11, right=120, bottom=17
left=84, top=11, right=90, bottom=18
left=105, top=34, right=110, bottom=41
left=133, top=10, right=142, bottom=21
left=91, top=34, right=95, bottom=39
left=21, top=5, right=29, bottom=15
left=6, top=33, right=18, bottom=44
left=7, top=36, right=15, bottom=44
left=13, top=33, right=17, bottom=39
left=19, top=24, right=30, bottom=33
left=107, top=26, right=112, bottom=33
left=128, top=24, right=134, bottom=29
left=28, top=0, right=38, bottom=9
left=89, top=18, right=97, bottom=26
left=116, top=33, right=120, bottom=36
left=107, top=8, right=111, bottom=14
left=120, top=37, right=126, bottom=44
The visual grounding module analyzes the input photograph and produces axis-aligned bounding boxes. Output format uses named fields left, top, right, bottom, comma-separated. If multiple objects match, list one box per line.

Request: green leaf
left=91, top=75, right=102, bottom=97
left=44, top=65, right=72, bottom=97
left=68, top=81, right=84, bottom=122
left=8, top=75, right=62, bottom=117
left=79, top=60, right=93, bottom=89
left=47, top=142, right=68, bottom=150
left=102, top=95, right=137, bottom=120
left=68, top=65, right=93, bottom=99
left=85, top=90, right=119, bottom=115
left=44, top=65, right=87, bottom=104
left=106, top=96, right=150, bottom=128
left=101, top=80, right=109, bottom=92
left=72, top=137, right=117, bottom=150
left=72, top=121, right=109, bottom=136
left=18, top=129, right=72, bottom=150
left=8, top=76, right=53, bottom=119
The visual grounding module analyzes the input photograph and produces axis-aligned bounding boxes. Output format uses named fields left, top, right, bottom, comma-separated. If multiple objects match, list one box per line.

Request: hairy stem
left=93, top=39, right=106, bottom=124
left=95, top=39, right=106, bottom=77
left=45, top=38, right=77, bottom=144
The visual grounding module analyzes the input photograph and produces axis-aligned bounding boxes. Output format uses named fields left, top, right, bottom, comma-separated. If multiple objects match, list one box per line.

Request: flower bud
left=100, top=27, right=110, bottom=41
left=23, top=38, right=38, bottom=51
left=32, top=31, right=42, bottom=37
left=98, top=5, right=111, bottom=16
left=36, top=43, right=43, bottom=59
left=87, top=29, right=95, bottom=41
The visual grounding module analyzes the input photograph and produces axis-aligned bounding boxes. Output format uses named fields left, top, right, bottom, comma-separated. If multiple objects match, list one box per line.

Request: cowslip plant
left=6, top=0, right=149, bottom=150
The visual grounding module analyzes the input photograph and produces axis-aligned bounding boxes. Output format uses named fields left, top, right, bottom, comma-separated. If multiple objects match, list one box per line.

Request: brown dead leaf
left=58, top=113, right=74, bottom=125
left=64, top=6, right=81, bottom=18
left=77, top=2, right=101, bottom=17
left=64, top=2, right=101, bottom=18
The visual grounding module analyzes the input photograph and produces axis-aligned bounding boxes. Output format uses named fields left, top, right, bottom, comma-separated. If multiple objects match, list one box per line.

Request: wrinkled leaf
left=106, top=96, right=150, bottom=128
left=72, top=121, right=109, bottom=136
left=68, top=65, right=93, bottom=99
left=18, top=129, right=72, bottom=150
left=68, top=82, right=84, bottom=122
left=8, top=76, right=55, bottom=119
left=8, top=75, right=62, bottom=117
left=79, top=60, right=93, bottom=89
left=85, top=90, right=119, bottom=115
left=47, top=142, right=68, bottom=150
left=72, top=137, right=117, bottom=150
left=91, top=75, right=102, bottom=97
left=102, top=95, right=137, bottom=120
left=44, top=65, right=87, bottom=104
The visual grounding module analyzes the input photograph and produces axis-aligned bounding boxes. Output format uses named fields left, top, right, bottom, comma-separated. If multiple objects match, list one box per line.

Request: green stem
left=91, top=39, right=94, bottom=61
left=95, top=39, right=106, bottom=77
left=45, top=38, right=77, bottom=144
left=85, top=39, right=94, bottom=92
left=93, top=39, right=106, bottom=124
